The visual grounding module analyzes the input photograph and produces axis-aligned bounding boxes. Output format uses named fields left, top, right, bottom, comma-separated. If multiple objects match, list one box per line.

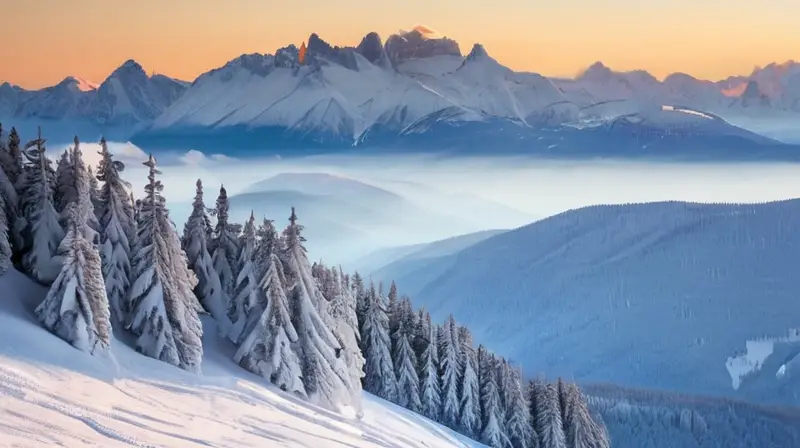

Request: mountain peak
left=580, top=61, right=613, bottom=79
left=112, top=59, right=147, bottom=78
left=61, top=76, right=99, bottom=92
left=466, top=43, right=489, bottom=61
left=356, top=32, right=390, bottom=67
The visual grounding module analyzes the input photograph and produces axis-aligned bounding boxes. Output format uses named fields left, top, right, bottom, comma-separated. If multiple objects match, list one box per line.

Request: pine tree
left=53, top=149, right=74, bottom=214
left=419, top=322, right=442, bottom=421
left=557, top=377, right=569, bottom=426
left=183, top=179, right=228, bottom=328
left=234, top=253, right=304, bottom=394
left=228, top=211, right=263, bottom=344
left=253, top=217, right=279, bottom=274
left=458, top=326, right=481, bottom=436
left=502, top=363, right=535, bottom=448
left=0, top=144, right=16, bottom=267
left=328, top=266, right=366, bottom=413
left=479, top=349, right=512, bottom=448
left=361, top=280, right=398, bottom=401
left=19, top=128, right=64, bottom=284
left=387, top=280, right=400, bottom=342
left=282, top=207, right=355, bottom=410
left=0, top=192, right=11, bottom=274
left=440, top=314, right=461, bottom=429
left=87, top=165, right=101, bottom=214
left=0, top=125, right=22, bottom=186
left=563, top=383, right=610, bottom=448
left=537, top=382, right=567, bottom=448
left=96, top=138, right=136, bottom=325
left=393, top=312, right=421, bottom=412
left=64, top=137, right=98, bottom=242
left=35, top=204, right=111, bottom=353
left=211, top=185, right=239, bottom=303
left=127, top=155, right=203, bottom=373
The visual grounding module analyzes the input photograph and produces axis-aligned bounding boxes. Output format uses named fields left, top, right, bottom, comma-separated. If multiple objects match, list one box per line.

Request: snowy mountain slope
left=347, top=229, right=507, bottom=275
left=585, top=383, right=800, bottom=448
left=380, top=199, right=800, bottom=406
left=0, top=268, right=484, bottom=448
left=135, top=32, right=575, bottom=149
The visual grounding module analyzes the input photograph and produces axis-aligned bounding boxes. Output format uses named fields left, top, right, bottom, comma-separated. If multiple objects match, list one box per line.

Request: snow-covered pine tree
left=351, top=271, right=367, bottom=347
left=183, top=179, right=228, bottom=328
left=502, top=363, right=535, bottom=448
left=361, top=280, right=398, bottom=402
left=419, top=322, right=442, bottom=421
left=458, top=326, right=481, bottom=437
left=563, top=383, right=610, bottom=448
left=19, top=128, right=64, bottom=284
left=64, top=137, right=99, bottom=242
left=96, top=138, right=135, bottom=325
left=412, top=307, right=430, bottom=361
left=234, top=253, right=304, bottom=395
left=393, top=310, right=421, bottom=412
left=537, top=382, right=567, bottom=448
left=478, top=347, right=512, bottom=448
left=387, top=280, right=400, bottom=343
left=281, top=207, right=355, bottom=410
left=53, top=149, right=73, bottom=214
left=253, top=217, right=279, bottom=274
left=328, top=266, right=366, bottom=413
left=127, top=155, right=203, bottom=373
left=439, top=314, right=462, bottom=429
left=87, top=165, right=102, bottom=215
left=228, top=211, right=263, bottom=344
left=0, top=151, right=17, bottom=265
left=557, top=377, right=569, bottom=426
left=35, top=204, right=111, bottom=353
left=0, top=192, right=11, bottom=273
left=211, top=185, right=239, bottom=302
left=0, top=125, right=22, bottom=187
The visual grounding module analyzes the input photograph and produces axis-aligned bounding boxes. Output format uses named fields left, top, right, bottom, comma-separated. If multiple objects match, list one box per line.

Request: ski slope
left=384, top=199, right=800, bottom=406
left=0, top=269, right=483, bottom=448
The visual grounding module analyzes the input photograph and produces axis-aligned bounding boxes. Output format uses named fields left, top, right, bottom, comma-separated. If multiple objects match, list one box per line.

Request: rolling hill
left=378, top=199, right=800, bottom=406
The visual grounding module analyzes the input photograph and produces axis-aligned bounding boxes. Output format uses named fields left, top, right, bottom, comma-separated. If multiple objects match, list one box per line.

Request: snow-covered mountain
left=3, top=59, right=188, bottom=127
left=0, top=268, right=484, bottom=448
left=4, top=31, right=800, bottom=151
left=554, top=60, right=800, bottom=119
left=375, top=199, right=800, bottom=407
left=132, top=31, right=577, bottom=150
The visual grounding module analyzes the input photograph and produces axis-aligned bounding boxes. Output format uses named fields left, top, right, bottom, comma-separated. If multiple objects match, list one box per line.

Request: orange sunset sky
left=2, top=0, right=798, bottom=89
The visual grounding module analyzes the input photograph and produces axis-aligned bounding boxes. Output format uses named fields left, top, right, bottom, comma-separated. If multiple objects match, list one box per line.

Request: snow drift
left=0, top=268, right=483, bottom=448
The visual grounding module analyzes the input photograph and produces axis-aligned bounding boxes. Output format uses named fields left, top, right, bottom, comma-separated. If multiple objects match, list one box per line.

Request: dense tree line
left=0, top=125, right=610, bottom=447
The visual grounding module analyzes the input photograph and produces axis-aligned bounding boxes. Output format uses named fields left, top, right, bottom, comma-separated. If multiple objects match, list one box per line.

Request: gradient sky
left=2, top=0, right=798, bottom=89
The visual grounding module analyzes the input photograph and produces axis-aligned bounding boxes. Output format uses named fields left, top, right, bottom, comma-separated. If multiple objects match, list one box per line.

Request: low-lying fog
left=66, top=142, right=800, bottom=266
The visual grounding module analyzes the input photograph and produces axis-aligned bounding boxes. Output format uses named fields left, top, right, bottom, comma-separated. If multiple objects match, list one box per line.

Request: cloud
left=180, top=149, right=239, bottom=166
left=54, top=140, right=148, bottom=170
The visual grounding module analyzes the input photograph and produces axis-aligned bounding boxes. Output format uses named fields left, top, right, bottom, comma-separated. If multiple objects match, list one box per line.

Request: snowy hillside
left=348, top=229, right=507, bottom=275
left=0, top=268, right=483, bottom=448
left=380, top=199, right=800, bottom=406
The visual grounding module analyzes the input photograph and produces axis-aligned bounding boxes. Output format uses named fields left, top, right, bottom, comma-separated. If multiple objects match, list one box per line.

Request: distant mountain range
left=2, top=27, right=800, bottom=155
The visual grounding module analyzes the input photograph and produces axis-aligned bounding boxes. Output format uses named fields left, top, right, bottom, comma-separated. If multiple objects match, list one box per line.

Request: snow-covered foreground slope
left=0, top=269, right=483, bottom=448
left=381, top=199, right=800, bottom=406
